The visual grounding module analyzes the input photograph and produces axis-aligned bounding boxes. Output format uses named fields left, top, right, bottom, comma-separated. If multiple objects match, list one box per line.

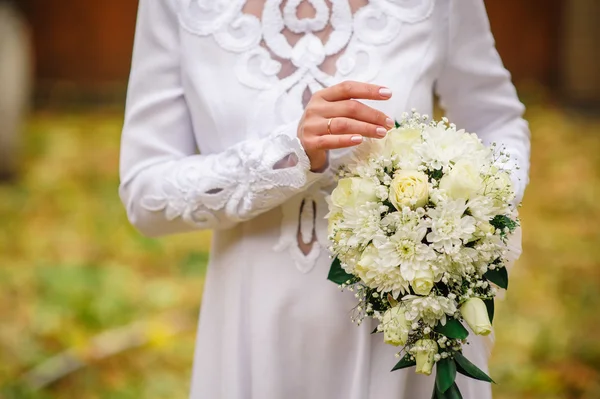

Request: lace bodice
left=119, top=0, right=530, bottom=272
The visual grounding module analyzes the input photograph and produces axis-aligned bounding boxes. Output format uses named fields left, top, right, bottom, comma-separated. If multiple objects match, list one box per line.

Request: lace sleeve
left=119, top=0, right=323, bottom=237
left=435, top=0, right=531, bottom=204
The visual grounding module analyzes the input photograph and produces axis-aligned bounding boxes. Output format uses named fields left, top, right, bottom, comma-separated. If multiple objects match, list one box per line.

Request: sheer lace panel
left=272, top=152, right=299, bottom=169
left=296, top=197, right=317, bottom=255
left=241, top=0, right=368, bottom=88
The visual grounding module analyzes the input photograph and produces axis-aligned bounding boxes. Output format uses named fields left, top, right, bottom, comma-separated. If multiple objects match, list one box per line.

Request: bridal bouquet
left=327, top=111, right=519, bottom=398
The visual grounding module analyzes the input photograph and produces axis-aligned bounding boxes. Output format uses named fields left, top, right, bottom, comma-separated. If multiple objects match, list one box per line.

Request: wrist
left=309, top=153, right=329, bottom=173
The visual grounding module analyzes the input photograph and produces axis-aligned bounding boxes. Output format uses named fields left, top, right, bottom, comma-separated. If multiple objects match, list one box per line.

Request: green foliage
left=484, top=298, right=495, bottom=323
left=435, top=319, right=469, bottom=340
left=428, top=168, right=444, bottom=182
left=327, top=257, right=355, bottom=285
left=490, top=215, right=518, bottom=235
left=391, top=354, right=416, bottom=371
left=484, top=267, right=509, bottom=290
left=434, top=382, right=463, bottom=399
left=455, top=352, right=495, bottom=383
left=436, top=358, right=457, bottom=393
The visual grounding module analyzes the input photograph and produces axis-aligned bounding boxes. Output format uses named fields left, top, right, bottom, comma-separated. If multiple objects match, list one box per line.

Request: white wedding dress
left=119, top=0, right=530, bottom=398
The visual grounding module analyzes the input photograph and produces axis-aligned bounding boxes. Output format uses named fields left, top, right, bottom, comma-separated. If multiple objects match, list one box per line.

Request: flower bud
left=412, top=339, right=438, bottom=375
left=460, top=297, right=492, bottom=336
left=382, top=306, right=411, bottom=347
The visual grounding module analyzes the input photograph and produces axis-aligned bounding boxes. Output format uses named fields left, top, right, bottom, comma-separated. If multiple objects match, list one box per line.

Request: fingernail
left=376, top=127, right=387, bottom=137
left=379, top=88, right=392, bottom=97
left=385, top=118, right=394, bottom=128
left=350, top=135, right=363, bottom=143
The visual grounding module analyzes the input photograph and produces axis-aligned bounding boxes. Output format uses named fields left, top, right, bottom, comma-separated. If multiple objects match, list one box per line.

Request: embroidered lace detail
left=179, top=0, right=435, bottom=110
left=141, top=133, right=319, bottom=228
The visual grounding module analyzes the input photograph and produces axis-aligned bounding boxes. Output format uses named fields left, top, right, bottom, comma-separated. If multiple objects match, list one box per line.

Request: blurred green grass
left=0, top=105, right=599, bottom=398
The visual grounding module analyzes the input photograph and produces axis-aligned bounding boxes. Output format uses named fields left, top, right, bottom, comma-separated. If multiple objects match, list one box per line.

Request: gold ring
left=327, top=118, right=333, bottom=135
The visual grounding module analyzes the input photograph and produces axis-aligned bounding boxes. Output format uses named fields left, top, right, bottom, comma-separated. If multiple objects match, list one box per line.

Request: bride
left=119, top=0, right=530, bottom=398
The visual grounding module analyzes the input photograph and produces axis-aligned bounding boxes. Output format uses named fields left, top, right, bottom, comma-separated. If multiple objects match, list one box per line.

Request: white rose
left=387, top=127, right=422, bottom=156
left=460, top=297, right=492, bottom=336
left=382, top=306, right=411, bottom=347
left=330, top=177, right=378, bottom=209
left=354, top=244, right=379, bottom=282
left=411, top=268, right=435, bottom=296
left=486, top=168, right=514, bottom=200
left=389, top=170, right=429, bottom=210
left=439, top=159, right=484, bottom=200
left=412, top=339, right=438, bottom=375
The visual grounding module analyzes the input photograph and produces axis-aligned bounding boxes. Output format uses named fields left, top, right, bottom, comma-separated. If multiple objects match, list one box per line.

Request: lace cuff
left=140, top=132, right=324, bottom=229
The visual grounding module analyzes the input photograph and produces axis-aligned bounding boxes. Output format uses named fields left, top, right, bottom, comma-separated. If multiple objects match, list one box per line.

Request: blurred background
left=0, top=0, right=599, bottom=398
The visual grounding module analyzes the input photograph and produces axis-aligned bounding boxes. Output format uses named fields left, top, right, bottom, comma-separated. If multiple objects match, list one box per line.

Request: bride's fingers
left=319, top=81, right=392, bottom=102
left=327, top=117, right=388, bottom=139
left=308, top=133, right=365, bottom=151
left=325, top=100, right=394, bottom=129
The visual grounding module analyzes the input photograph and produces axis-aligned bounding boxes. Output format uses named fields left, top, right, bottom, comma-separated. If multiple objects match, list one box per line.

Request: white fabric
left=119, top=0, right=530, bottom=398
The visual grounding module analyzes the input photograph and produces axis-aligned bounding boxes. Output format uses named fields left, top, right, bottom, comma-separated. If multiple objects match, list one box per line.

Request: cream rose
left=460, top=297, right=492, bottom=336
left=411, top=268, right=435, bottom=296
left=439, top=159, right=484, bottom=200
left=412, top=339, right=438, bottom=375
left=354, top=244, right=379, bottom=282
left=382, top=306, right=411, bottom=347
left=387, top=127, right=422, bottom=156
left=388, top=170, right=429, bottom=210
left=330, top=177, right=378, bottom=209
left=487, top=168, right=514, bottom=198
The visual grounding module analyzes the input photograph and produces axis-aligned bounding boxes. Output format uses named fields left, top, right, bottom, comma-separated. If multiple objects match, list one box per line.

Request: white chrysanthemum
left=466, top=196, right=499, bottom=223
left=375, top=225, right=436, bottom=282
left=403, top=295, right=458, bottom=327
left=442, top=247, right=481, bottom=278
left=354, top=244, right=409, bottom=298
left=471, top=235, right=505, bottom=265
left=379, top=206, right=423, bottom=234
left=340, top=202, right=385, bottom=247
left=415, top=124, right=467, bottom=172
left=426, top=200, right=477, bottom=254
left=460, top=132, right=492, bottom=163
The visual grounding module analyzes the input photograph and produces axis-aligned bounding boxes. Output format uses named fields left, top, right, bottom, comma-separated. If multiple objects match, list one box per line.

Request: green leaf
left=435, top=318, right=469, bottom=340
left=444, top=383, right=464, bottom=399
left=490, top=215, right=518, bottom=233
left=387, top=293, right=398, bottom=307
left=454, top=352, right=495, bottom=383
left=371, top=326, right=379, bottom=335
left=484, top=267, right=509, bottom=290
left=391, top=354, right=416, bottom=371
left=436, top=358, right=457, bottom=393
left=394, top=120, right=401, bottom=128
left=327, top=257, right=354, bottom=285
left=429, top=168, right=444, bottom=181
left=435, top=382, right=463, bottom=399
left=484, top=298, right=495, bottom=323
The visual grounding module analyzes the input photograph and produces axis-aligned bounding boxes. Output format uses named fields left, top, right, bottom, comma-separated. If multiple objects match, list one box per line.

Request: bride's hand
left=298, top=81, right=394, bottom=172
